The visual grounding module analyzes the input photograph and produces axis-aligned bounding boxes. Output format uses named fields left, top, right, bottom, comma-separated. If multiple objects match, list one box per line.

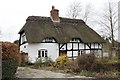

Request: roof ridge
left=26, top=16, right=50, bottom=21
left=26, top=16, right=84, bottom=23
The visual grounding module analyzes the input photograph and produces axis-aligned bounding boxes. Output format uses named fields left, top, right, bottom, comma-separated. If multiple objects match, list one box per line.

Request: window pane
left=45, top=51, right=47, bottom=57
left=39, top=49, right=48, bottom=57
left=42, top=51, right=44, bottom=57
left=38, top=51, right=41, bottom=58
left=44, top=38, right=54, bottom=42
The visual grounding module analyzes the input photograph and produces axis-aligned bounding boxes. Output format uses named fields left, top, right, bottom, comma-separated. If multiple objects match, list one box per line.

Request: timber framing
left=58, top=42, right=103, bottom=60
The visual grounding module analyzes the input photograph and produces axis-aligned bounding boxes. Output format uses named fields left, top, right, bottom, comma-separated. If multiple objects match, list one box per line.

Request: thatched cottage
left=19, top=6, right=104, bottom=62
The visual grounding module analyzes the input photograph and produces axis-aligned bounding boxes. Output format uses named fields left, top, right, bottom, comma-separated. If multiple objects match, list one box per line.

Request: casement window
left=42, top=37, right=56, bottom=43
left=38, top=49, right=48, bottom=58
left=70, top=38, right=80, bottom=42
left=21, top=34, right=27, bottom=44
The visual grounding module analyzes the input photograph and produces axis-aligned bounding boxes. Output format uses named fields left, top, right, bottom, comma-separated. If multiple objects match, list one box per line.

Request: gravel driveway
left=15, top=67, right=93, bottom=78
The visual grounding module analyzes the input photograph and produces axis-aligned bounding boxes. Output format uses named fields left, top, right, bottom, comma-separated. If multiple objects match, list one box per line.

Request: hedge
left=1, top=42, right=19, bottom=80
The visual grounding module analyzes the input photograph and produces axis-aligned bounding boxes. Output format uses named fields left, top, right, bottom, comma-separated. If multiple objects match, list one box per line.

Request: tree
left=66, top=2, right=92, bottom=24
left=99, top=2, right=118, bottom=58
left=83, top=4, right=92, bottom=23
left=13, top=40, right=19, bottom=47
left=66, top=2, right=81, bottom=19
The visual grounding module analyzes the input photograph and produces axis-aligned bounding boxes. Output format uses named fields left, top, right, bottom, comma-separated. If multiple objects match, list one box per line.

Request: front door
left=59, top=50, right=67, bottom=56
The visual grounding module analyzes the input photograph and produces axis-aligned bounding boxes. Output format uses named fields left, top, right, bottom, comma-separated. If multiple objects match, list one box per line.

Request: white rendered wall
left=20, top=43, right=28, bottom=53
left=27, top=43, right=59, bottom=63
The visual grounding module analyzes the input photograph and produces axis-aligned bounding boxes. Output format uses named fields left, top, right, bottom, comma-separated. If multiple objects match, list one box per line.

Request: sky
left=0, top=0, right=119, bottom=42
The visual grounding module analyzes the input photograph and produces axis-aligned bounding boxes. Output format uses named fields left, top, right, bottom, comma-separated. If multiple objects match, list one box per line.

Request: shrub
left=34, top=57, right=53, bottom=68
left=1, top=42, right=19, bottom=79
left=34, top=58, right=42, bottom=68
left=63, top=60, right=79, bottom=73
left=90, top=57, right=119, bottom=72
left=42, top=57, right=53, bottom=66
left=54, top=55, right=69, bottom=69
left=77, top=55, right=117, bottom=72
left=2, top=59, right=18, bottom=80
left=77, top=53, right=96, bottom=71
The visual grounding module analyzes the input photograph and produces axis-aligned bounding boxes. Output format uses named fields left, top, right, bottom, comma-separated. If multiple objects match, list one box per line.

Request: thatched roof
left=19, top=16, right=104, bottom=43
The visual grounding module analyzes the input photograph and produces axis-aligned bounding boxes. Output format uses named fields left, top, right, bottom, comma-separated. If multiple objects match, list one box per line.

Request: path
left=15, top=67, right=93, bottom=78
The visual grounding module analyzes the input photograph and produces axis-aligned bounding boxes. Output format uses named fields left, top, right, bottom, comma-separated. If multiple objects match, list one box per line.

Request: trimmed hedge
left=1, top=42, right=19, bottom=80
left=2, top=59, right=18, bottom=79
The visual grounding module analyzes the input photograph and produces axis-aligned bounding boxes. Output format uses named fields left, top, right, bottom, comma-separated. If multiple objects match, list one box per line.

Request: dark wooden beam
left=66, top=43, right=67, bottom=55
left=58, top=43, right=60, bottom=56
left=60, top=43, right=66, bottom=49
left=66, top=43, right=67, bottom=51
left=78, top=43, right=79, bottom=51
left=90, top=43, right=91, bottom=49
left=19, top=34, right=22, bottom=46
left=101, top=44, right=103, bottom=59
left=72, top=42, right=74, bottom=60
left=67, top=48, right=102, bottom=51
left=86, top=43, right=91, bottom=49
left=78, top=43, right=80, bottom=56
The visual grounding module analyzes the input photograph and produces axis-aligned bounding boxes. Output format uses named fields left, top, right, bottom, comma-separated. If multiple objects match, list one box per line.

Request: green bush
left=2, top=59, right=18, bottom=79
left=1, top=42, right=19, bottom=79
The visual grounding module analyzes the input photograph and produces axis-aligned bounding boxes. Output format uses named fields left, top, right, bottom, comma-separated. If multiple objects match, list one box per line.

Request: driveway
left=15, top=67, right=93, bottom=78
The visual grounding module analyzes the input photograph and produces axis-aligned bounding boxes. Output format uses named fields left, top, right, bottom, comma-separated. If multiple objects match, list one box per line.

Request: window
left=42, top=37, right=56, bottom=42
left=70, top=38, right=80, bottom=42
left=38, top=49, right=48, bottom=58
left=38, top=50, right=41, bottom=57
left=21, top=34, right=27, bottom=44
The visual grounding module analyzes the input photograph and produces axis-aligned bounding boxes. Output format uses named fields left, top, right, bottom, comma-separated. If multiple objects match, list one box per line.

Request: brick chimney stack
left=50, top=6, right=60, bottom=22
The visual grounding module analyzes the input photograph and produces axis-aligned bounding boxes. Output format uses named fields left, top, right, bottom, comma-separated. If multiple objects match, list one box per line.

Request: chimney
left=50, top=6, right=60, bottom=22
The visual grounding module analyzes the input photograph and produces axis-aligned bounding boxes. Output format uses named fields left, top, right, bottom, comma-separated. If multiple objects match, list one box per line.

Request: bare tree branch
left=66, top=2, right=81, bottom=19
left=83, top=4, right=91, bottom=23
left=98, top=1, right=118, bottom=55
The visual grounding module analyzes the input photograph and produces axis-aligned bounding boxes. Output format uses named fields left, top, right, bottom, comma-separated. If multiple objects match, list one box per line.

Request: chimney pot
left=52, top=6, right=55, bottom=10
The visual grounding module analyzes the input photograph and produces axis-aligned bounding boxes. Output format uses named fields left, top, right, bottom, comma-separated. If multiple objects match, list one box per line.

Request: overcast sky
left=0, top=0, right=119, bottom=42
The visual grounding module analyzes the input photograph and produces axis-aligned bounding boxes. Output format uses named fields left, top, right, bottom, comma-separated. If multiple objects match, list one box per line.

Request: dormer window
left=70, top=38, right=80, bottom=42
left=42, top=37, right=56, bottom=43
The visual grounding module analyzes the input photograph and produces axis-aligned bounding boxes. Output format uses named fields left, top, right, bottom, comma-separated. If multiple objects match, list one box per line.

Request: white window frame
left=21, top=33, right=27, bottom=44
left=38, top=49, right=48, bottom=58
